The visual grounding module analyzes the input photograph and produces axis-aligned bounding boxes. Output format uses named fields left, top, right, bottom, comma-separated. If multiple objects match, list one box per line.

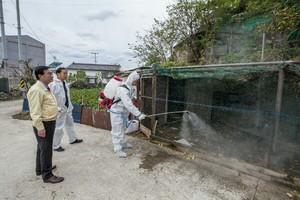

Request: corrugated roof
left=66, top=62, right=121, bottom=72
left=49, top=62, right=63, bottom=68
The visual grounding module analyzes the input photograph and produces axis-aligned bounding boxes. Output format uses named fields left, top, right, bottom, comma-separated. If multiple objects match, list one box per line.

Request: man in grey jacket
left=49, top=67, right=83, bottom=152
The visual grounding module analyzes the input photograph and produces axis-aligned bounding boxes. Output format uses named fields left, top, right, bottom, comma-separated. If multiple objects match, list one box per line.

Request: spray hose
left=107, top=109, right=134, bottom=128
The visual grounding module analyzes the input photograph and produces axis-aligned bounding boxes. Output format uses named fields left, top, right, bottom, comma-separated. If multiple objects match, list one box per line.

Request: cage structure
left=140, top=61, right=300, bottom=186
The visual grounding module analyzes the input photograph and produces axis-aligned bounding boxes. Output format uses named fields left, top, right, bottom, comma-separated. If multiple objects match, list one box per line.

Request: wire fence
left=140, top=63, right=300, bottom=178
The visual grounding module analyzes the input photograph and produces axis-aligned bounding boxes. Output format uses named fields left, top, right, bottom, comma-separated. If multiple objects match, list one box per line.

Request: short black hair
left=56, top=67, right=67, bottom=74
left=34, top=66, right=50, bottom=80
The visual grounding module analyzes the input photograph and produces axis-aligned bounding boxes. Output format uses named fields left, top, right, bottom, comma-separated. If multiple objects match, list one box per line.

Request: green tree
left=76, top=70, right=87, bottom=81
left=227, top=0, right=300, bottom=61
left=67, top=73, right=76, bottom=83
left=131, top=0, right=300, bottom=66
left=245, top=0, right=300, bottom=34
left=95, top=72, right=102, bottom=84
left=67, top=70, right=87, bottom=86
left=131, top=0, right=241, bottom=66
left=168, top=0, right=243, bottom=64
left=130, top=18, right=180, bottom=66
left=167, top=0, right=204, bottom=64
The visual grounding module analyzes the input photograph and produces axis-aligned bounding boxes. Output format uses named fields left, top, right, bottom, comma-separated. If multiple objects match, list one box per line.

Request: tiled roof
left=66, top=62, right=121, bottom=72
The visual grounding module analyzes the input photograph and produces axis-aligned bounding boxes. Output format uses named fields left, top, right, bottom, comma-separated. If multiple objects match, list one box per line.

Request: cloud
left=3, top=0, right=170, bottom=69
left=76, top=32, right=99, bottom=40
left=123, top=50, right=135, bottom=57
left=84, top=10, right=119, bottom=22
left=66, top=52, right=86, bottom=58
left=74, top=43, right=87, bottom=47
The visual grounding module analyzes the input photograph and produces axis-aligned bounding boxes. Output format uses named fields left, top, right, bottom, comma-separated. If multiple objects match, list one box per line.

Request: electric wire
left=3, top=0, right=170, bottom=66
left=9, top=0, right=56, bottom=59
left=7, top=0, right=117, bottom=64
left=15, top=0, right=171, bottom=7
left=7, top=0, right=96, bottom=64
left=7, top=0, right=98, bottom=63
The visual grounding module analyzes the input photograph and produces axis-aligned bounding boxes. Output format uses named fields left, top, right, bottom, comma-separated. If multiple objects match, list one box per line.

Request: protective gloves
left=138, top=113, right=146, bottom=120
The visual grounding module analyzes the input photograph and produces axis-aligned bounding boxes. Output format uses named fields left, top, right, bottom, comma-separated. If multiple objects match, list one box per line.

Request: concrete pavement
left=0, top=99, right=292, bottom=200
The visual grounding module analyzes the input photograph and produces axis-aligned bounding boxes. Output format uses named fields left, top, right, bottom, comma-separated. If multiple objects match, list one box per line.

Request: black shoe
left=70, top=139, right=83, bottom=144
left=53, top=147, right=65, bottom=152
left=36, top=165, right=57, bottom=176
left=43, top=175, right=64, bottom=184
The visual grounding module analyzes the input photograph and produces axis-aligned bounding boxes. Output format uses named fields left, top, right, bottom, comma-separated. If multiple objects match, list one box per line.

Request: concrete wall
left=0, top=36, right=45, bottom=88
left=2, top=36, right=46, bottom=67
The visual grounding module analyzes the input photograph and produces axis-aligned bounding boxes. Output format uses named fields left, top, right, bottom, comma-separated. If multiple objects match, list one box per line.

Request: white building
left=0, top=35, right=46, bottom=67
left=0, top=35, right=46, bottom=87
left=66, top=62, right=121, bottom=84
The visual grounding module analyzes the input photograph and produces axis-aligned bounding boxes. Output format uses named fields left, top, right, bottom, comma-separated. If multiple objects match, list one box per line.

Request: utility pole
left=0, top=0, right=6, bottom=60
left=16, top=0, right=23, bottom=74
left=261, top=32, right=266, bottom=61
left=91, top=52, right=99, bottom=64
left=0, top=0, right=8, bottom=77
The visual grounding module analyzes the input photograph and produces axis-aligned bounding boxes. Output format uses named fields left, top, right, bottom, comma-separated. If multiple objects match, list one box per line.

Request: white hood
left=125, top=71, right=140, bottom=86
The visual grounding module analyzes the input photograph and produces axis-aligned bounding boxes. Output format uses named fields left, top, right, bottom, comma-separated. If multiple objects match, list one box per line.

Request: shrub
left=70, top=80, right=99, bottom=89
left=70, top=88, right=102, bottom=109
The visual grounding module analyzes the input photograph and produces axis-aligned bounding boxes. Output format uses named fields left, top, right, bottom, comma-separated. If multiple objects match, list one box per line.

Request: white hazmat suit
left=110, top=71, right=144, bottom=158
left=49, top=78, right=79, bottom=150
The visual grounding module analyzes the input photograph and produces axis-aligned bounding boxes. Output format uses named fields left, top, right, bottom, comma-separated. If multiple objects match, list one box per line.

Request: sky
left=2, top=0, right=173, bottom=70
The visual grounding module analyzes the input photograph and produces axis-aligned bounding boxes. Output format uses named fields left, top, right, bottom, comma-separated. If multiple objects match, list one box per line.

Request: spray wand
left=145, top=110, right=190, bottom=118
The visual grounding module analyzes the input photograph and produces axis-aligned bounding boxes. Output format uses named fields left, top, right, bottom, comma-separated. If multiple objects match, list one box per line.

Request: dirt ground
left=0, top=99, right=296, bottom=200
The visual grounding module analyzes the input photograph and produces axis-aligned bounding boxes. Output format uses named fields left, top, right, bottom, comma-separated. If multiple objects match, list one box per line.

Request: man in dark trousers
left=27, top=66, right=64, bottom=183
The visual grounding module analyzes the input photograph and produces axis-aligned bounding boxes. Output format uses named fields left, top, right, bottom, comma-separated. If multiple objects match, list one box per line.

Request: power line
left=9, top=0, right=56, bottom=59
left=7, top=0, right=91, bottom=64
left=9, top=0, right=104, bottom=63
left=4, top=0, right=159, bottom=67
left=16, top=0, right=170, bottom=7
left=20, top=24, right=103, bottom=65
left=20, top=28, right=71, bottom=60
left=5, top=22, right=16, bottom=28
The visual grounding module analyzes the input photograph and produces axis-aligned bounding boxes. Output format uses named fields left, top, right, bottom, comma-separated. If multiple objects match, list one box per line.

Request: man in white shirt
left=49, top=67, right=83, bottom=152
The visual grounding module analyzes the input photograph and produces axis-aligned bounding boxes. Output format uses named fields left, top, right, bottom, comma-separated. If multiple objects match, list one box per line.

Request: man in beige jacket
left=27, top=66, right=64, bottom=184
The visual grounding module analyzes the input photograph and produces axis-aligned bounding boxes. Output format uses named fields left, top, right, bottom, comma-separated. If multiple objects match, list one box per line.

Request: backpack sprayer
left=98, top=76, right=123, bottom=109
left=145, top=110, right=190, bottom=118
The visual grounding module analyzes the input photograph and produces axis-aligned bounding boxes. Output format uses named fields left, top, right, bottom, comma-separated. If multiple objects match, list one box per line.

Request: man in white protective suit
left=49, top=67, right=83, bottom=152
left=110, top=71, right=146, bottom=158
